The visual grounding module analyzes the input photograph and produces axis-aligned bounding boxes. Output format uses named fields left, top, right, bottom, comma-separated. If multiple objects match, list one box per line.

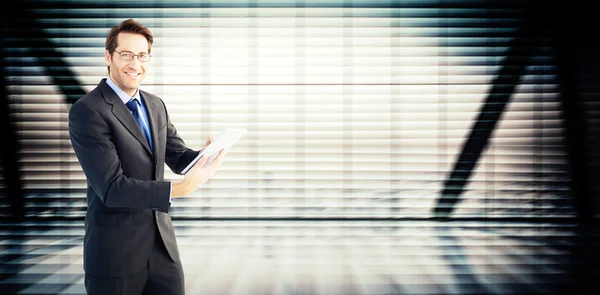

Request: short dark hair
left=105, top=19, right=154, bottom=74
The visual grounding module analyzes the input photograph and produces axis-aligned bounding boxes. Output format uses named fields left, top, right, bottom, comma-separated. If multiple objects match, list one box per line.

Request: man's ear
left=105, top=50, right=111, bottom=66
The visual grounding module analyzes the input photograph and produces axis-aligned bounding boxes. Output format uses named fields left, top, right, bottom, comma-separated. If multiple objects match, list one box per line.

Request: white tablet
left=181, top=129, right=246, bottom=174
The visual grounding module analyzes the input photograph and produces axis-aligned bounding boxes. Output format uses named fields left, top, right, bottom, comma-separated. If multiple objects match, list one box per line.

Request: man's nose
left=128, top=58, right=141, bottom=69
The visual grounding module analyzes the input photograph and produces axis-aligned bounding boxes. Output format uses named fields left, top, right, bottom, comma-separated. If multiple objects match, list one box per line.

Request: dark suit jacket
left=68, top=79, right=199, bottom=277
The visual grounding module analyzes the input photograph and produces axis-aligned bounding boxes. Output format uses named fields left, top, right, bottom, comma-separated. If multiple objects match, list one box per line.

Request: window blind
left=0, top=0, right=575, bottom=220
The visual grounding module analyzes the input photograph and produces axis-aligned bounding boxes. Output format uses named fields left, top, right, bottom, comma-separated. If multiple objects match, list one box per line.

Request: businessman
left=68, top=19, right=223, bottom=295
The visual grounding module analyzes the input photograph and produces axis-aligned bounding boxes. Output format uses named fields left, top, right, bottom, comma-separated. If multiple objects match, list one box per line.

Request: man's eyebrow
left=116, top=50, right=149, bottom=54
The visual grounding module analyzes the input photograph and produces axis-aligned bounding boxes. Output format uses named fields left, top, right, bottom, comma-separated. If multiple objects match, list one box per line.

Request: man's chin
left=123, top=80, right=140, bottom=90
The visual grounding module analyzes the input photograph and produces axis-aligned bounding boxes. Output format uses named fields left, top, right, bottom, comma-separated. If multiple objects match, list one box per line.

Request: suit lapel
left=141, top=90, right=160, bottom=165
left=99, top=79, right=153, bottom=157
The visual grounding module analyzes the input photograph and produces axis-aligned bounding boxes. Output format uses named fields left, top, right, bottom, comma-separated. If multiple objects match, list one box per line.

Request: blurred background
left=1, top=0, right=599, bottom=294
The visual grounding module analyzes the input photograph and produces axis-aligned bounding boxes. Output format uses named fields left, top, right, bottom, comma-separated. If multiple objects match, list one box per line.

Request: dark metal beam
left=0, top=1, right=87, bottom=220
left=433, top=2, right=545, bottom=219
left=3, top=1, right=86, bottom=105
left=0, top=37, right=25, bottom=221
left=549, top=0, right=599, bottom=292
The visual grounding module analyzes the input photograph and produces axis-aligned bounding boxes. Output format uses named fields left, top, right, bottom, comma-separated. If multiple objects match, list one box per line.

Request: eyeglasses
left=114, top=50, right=151, bottom=62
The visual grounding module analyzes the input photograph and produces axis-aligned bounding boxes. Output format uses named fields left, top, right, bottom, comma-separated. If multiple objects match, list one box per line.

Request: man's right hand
left=172, top=149, right=227, bottom=197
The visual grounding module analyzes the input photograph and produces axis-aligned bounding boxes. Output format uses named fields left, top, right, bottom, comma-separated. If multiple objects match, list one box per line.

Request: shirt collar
left=106, top=76, right=140, bottom=105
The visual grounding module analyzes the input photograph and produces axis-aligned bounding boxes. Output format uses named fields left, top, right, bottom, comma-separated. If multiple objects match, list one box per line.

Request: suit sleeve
left=161, top=100, right=201, bottom=175
left=69, top=101, right=171, bottom=211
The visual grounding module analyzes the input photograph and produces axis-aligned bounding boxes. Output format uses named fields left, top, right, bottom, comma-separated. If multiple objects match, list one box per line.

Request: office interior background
left=1, top=0, right=599, bottom=294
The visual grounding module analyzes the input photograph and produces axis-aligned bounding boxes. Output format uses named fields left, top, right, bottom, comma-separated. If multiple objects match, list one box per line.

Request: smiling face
left=105, top=32, right=149, bottom=97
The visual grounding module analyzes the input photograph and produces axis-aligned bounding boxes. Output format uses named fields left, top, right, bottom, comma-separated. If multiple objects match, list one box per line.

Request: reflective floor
left=0, top=220, right=597, bottom=294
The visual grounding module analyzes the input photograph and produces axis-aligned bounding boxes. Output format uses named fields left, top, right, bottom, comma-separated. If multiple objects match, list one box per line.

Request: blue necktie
left=126, top=98, right=153, bottom=152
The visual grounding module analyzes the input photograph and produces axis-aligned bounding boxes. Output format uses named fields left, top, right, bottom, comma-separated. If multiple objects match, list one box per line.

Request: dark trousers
left=84, top=233, right=185, bottom=295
